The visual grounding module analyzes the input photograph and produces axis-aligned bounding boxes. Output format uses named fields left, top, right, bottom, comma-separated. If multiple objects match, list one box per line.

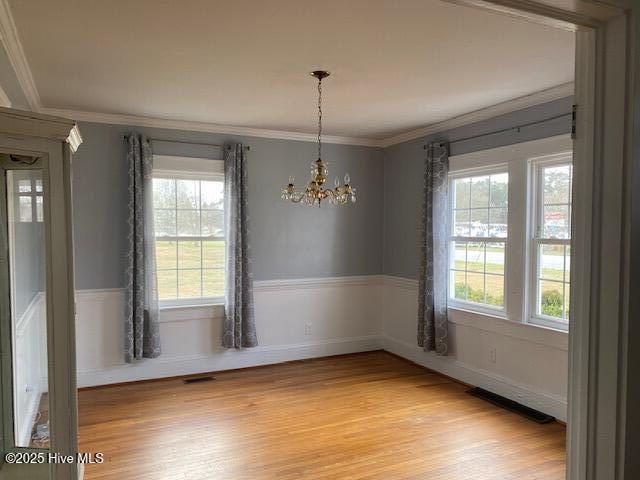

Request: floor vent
left=183, top=376, right=215, bottom=384
left=466, top=387, right=555, bottom=424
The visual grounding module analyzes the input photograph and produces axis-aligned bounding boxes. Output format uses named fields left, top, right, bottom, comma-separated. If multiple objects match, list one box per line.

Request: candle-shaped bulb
left=289, top=175, right=294, bottom=185
left=334, top=177, right=340, bottom=187
left=344, top=173, right=350, bottom=184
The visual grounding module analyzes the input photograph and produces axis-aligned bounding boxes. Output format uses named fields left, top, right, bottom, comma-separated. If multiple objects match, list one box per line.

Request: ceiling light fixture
left=281, top=71, right=356, bottom=206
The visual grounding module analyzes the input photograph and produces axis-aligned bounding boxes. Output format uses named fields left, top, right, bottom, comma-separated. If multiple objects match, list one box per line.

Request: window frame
left=447, top=164, right=509, bottom=316
left=527, top=154, right=573, bottom=331
left=152, top=155, right=225, bottom=308
left=446, top=135, right=573, bottom=334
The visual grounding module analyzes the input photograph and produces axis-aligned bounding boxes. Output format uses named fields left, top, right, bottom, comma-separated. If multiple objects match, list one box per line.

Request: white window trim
left=447, top=164, right=509, bottom=315
left=160, top=297, right=224, bottom=309
left=448, top=134, right=573, bottom=333
left=527, top=154, right=573, bottom=331
left=154, top=154, right=223, bottom=179
left=152, top=155, right=225, bottom=309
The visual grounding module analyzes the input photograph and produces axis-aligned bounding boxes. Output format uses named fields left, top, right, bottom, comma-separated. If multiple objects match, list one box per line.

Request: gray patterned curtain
left=124, top=133, right=161, bottom=362
left=222, top=144, right=258, bottom=348
left=418, top=142, right=449, bottom=355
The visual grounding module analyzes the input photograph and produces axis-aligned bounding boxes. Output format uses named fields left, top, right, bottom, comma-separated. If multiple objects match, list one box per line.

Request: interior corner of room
left=0, top=0, right=638, bottom=479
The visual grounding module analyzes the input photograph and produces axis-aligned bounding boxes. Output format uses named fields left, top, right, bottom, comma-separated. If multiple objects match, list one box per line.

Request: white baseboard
left=75, top=276, right=385, bottom=387
left=78, top=332, right=567, bottom=421
left=74, top=275, right=567, bottom=421
left=382, top=335, right=567, bottom=421
left=77, top=335, right=382, bottom=387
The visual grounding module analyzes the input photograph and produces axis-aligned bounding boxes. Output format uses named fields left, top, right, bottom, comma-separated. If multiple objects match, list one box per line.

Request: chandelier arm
left=322, top=188, right=336, bottom=198
left=281, top=71, right=356, bottom=207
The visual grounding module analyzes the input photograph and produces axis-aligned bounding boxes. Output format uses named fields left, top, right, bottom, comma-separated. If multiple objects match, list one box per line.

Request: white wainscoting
left=13, top=292, right=47, bottom=447
left=75, top=276, right=384, bottom=388
left=381, top=276, right=568, bottom=421
left=75, top=275, right=568, bottom=420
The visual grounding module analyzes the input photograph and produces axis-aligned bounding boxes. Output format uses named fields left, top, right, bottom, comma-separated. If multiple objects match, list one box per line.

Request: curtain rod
left=425, top=112, right=572, bottom=149
left=122, top=136, right=251, bottom=150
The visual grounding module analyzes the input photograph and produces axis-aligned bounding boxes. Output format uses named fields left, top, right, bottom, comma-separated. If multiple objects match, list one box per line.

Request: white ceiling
left=7, top=0, right=574, bottom=140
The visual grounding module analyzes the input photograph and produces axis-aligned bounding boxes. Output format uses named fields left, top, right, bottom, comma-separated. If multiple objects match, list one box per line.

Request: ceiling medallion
left=281, top=71, right=357, bottom=206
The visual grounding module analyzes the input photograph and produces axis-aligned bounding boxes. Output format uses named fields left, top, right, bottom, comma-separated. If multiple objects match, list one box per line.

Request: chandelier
left=281, top=71, right=356, bottom=206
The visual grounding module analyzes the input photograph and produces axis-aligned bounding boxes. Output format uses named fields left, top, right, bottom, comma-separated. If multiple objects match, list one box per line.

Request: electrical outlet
left=304, top=322, right=312, bottom=335
left=489, top=348, right=497, bottom=364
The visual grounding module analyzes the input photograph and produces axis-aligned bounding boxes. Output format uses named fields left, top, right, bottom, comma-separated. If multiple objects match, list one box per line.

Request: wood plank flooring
left=78, top=351, right=566, bottom=480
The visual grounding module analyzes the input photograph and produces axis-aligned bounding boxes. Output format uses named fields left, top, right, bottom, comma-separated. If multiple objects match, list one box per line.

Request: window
left=446, top=136, right=573, bottom=332
left=12, top=170, right=43, bottom=223
left=152, top=156, right=225, bottom=306
left=530, top=158, right=572, bottom=329
left=449, top=169, right=508, bottom=311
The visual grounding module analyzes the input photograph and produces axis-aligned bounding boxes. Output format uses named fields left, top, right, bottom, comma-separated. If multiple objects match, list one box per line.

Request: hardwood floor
left=78, top=351, right=566, bottom=480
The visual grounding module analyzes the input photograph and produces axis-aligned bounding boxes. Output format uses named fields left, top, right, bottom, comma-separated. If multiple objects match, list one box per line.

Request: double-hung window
left=449, top=169, right=508, bottom=311
left=152, top=156, right=225, bottom=307
left=530, top=157, right=572, bottom=330
left=446, top=136, right=573, bottom=332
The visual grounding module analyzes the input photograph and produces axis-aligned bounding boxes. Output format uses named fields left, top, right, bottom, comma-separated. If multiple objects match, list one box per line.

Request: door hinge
left=571, top=104, right=577, bottom=139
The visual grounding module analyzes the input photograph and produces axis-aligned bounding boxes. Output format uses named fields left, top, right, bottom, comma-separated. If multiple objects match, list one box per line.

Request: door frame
left=442, top=1, right=637, bottom=479
left=0, top=154, right=49, bottom=452
left=0, top=136, right=78, bottom=480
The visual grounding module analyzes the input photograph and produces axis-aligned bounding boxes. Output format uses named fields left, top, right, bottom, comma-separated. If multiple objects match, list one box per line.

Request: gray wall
left=72, top=96, right=572, bottom=289
left=72, top=123, right=384, bottom=289
left=383, top=96, right=574, bottom=279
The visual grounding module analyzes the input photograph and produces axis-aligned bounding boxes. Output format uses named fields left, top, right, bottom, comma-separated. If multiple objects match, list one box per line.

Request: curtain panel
left=124, top=133, right=161, bottom=362
left=222, top=144, right=258, bottom=348
left=418, top=142, right=449, bottom=355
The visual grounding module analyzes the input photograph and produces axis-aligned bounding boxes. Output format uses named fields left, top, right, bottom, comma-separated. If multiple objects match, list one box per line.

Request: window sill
left=447, top=301, right=507, bottom=319
left=158, top=302, right=225, bottom=323
left=160, top=301, right=224, bottom=311
left=447, top=306, right=568, bottom=351
left=528, top=315, right=569, bottom=333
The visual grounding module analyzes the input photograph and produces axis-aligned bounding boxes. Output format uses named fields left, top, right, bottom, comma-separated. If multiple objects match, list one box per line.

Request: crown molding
left=0, top=106, right=82, bottom=151
left=0, top=0, right=573, bottom=149
left=379, top=81, right=574, bottom=147
left=23, top=84, right=575, bottom=152
left=39, top=107, right=382, bottom=147
left=42, top=80, right=573, bottom=148
left=67, top=124, right=83, bottom=152
left=442, top=0, right=622, bottom=30
left=0, top=0, right=41, bottom=110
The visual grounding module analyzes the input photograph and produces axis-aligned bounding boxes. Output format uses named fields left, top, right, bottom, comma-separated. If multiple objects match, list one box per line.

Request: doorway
left=440, top=2, right=632, bottom=479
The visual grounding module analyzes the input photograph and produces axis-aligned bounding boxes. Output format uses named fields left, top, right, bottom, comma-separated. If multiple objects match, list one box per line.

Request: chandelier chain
left=281, top=70, right=356, bottom=206
left=317, top=78, right=322, bottom=159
